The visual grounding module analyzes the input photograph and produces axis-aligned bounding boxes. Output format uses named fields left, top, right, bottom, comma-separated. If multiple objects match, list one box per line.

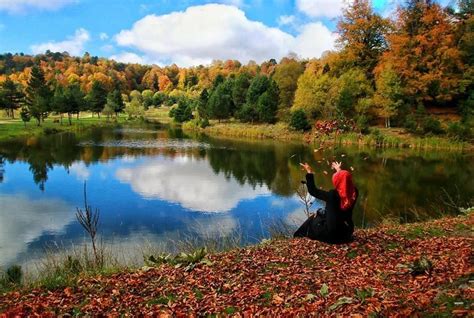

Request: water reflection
left=116, top=156, right=269, bottom=213
left=0, top=125, right=472, bottom=268
left=0, top=194, right=75, bottom=266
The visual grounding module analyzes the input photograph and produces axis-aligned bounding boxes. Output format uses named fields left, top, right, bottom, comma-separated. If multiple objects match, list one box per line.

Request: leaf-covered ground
left=1, top=214, right=473, bottom=317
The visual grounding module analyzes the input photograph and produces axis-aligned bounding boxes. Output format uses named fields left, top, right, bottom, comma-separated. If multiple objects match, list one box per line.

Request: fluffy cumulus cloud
left=115, top=156, right=269, bottom=213
left=293, top=22, right=338, bottom=59
left=296, top=0, right=352, bottom=18
left=110, top=52, right=147, bottom=64
left=0, top=0, right=77, bottom=14
left=114, top=4, right=336, bottom=66
left=30, top=28, right=90, bottom=55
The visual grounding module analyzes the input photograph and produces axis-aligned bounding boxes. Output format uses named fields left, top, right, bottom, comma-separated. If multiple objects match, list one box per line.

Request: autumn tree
left=374, top=65, right=404, bottom=127
left=337, top=0, right=390, bottom=80
left=272, top=58, right=305, bottom=116
left=293, top=70, right=332, bottom=118
left=380, top=0, right=463, bottom=107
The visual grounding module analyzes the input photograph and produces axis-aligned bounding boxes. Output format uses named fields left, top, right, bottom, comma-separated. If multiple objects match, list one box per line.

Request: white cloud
left=114, top=4, right=337, bottom=67
left=69, top=161, right=90, bottom=181
left=99, top=32, right=109, bottom=40
left=278, top=14, right=296, bottom=26
left=30, top=28, right=90, bottom=56
left=296, top=0, right=352, bottom=18
left=0, top=194, right=75, bottom=267
left=0, top=0, right=77, bottom=14
left=293, top=22, right=338, bottom=59
left=115, top=156, right=269, bottom=213
left=100, top=44, right=115, bottom=53
left=110, top=52, right=147, bottom=64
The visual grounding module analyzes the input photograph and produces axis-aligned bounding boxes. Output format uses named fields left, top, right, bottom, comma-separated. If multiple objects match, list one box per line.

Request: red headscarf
left=332, top=170, right=357, bottom=211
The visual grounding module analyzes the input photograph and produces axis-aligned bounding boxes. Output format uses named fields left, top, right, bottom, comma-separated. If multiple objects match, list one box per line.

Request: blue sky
left=0, top=0, right=450, bottom=66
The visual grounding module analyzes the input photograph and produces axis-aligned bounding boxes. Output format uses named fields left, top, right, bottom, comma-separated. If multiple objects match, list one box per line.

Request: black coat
left=294, top=173, right=357, bottom=243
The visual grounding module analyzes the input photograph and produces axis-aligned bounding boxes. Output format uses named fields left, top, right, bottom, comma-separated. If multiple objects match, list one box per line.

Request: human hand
left=299, top=162, right=313, bottom=174
left=331, top=161, right=342, bottom=172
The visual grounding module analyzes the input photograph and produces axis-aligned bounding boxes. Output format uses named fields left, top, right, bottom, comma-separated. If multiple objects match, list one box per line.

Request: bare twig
left=75, top=182, right=101, bottom=267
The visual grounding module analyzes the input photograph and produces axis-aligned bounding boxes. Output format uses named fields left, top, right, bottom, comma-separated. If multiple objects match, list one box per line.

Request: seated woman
left=294, top=161, right=358, bottom=244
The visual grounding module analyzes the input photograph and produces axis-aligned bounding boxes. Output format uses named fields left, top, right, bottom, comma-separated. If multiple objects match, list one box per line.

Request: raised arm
left=300, top=163, right=330, bottom=202
left=305, top=173, right=330, bottom=202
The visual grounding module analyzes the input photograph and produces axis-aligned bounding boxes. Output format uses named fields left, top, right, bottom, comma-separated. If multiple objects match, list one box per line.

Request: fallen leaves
left=0, top=214, right=472, bottom=317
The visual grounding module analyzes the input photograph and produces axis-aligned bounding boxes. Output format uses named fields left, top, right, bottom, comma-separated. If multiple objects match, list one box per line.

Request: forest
left=0, top=0, right=472, bottom=139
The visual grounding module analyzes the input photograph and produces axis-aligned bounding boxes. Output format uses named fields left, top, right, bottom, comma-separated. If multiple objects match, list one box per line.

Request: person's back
left=294, top=162, right=358, bottom=244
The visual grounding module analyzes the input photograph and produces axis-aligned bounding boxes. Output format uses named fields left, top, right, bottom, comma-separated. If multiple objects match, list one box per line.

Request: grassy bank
left=181, top=120, right=472, bottom=151
left=1, top=212, right=472, bottom=316
left=0, top=114, right=129, bottom=141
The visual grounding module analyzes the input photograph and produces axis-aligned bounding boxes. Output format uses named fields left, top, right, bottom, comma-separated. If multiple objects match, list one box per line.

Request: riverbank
left=1, top=213, right=472, bottom=316
left=1, top=110, right=471, bottom=150
left=0, top=114, right=130, bottom=141
left=182, top=120, right=472, bottom=151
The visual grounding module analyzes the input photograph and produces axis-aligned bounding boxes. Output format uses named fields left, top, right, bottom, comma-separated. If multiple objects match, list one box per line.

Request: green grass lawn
left=0, top=113, right=128, bottom=141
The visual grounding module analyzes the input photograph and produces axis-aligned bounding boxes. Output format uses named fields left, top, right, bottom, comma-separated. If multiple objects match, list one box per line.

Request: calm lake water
left=0, top=124, right=473, bottom=268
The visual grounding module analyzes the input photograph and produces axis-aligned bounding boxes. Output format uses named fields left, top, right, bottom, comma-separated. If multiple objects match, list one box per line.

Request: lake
left=0, top=123, right=473, bottom=268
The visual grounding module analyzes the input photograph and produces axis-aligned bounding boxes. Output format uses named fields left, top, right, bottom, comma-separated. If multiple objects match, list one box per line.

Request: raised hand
left=331, top=161, right=342, bottom=172
left=299, top=162, right=313, bottom=174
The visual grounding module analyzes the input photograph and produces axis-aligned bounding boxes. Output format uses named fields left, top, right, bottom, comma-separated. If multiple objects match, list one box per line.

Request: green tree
left=272, top=59, right=305, bottom=110
left=25, top=66, right=51, bottom=125
left=198, top=88, right=209, bottom=119
left=52, top=85, right=67, bottom=123
left=232, top=73, right=251, bottom=112
left=65, top=83, right=87, bottom=124
left=105, top=89, right=125, bottom=118
left=142, top=89, right=154, bottom=109
left=125, top=96, right=145, bottom=119
left=20, top=106, right=31, bottom=127
left=290, top=109, right=311, bottom=131
left=0, top=78, right=25, bottom=118
left=256, top=79, right=279, bottom=123
left=86, top=81, right=107, bottom=117
left=152, top=92, right=166, bottom=107
left=207, top=79, right=234, bottom=121
left=169, top=98, right=194, bottom=123
left=374, top=65, right=404, bottom=127
left=293, top=72, right=333, bottom=118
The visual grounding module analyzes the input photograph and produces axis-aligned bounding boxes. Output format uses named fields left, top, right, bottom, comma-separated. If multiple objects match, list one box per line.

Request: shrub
left=404, top=114, right=418, bottom=134
left=169, top=99, right=193, bottom=123
left=355, top=114, right=370, bottom=134
left=447, top=122, right=472, bottom=141
left=422, top=117, right=444, bottom=135
left=200, top=118, right=210, bottom=128
left=290, top=110, right=310, bottom=131
left=1, top=265, right=23, bottom=286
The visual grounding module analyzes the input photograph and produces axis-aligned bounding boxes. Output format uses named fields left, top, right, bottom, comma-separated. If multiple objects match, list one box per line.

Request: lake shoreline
left=181, top=121, right=473, bottom=151
left=1, top=212, right=472, bottom=316
left=0, top=115, right=471, bottom=151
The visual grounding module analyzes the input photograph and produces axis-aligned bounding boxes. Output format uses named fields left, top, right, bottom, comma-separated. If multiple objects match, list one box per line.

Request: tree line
left=0, top=0, right=472, bottom=137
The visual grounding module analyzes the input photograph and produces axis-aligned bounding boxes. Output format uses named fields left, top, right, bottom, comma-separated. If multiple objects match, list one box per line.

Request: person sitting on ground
left=294, top=161, right=358, bottom=243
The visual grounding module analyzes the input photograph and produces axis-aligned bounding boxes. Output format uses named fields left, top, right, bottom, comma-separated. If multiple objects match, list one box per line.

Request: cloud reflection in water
left=115, top=156, right=270, bottom=213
